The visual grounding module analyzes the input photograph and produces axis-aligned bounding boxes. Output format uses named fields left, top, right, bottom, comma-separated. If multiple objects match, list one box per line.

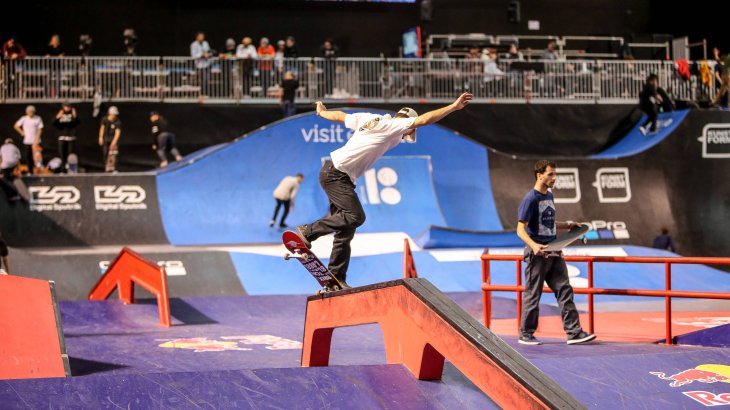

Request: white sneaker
left=639, top=126, right=647, bottom=136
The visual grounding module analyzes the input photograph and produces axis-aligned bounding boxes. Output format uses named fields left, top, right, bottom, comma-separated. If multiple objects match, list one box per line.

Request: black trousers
left=22, top=144, right=34, bottom=174
left=272, top=199, right=291, bottom=226
left=520, top=249, right=582, bottom=338
left=304, top=161, right=366, bottom=281
left=641, top=104, right=658, bottom=132
left=58, top=136, right=76, bottom=170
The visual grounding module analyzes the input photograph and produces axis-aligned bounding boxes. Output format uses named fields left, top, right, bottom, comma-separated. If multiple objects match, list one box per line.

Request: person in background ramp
left=293, top=92, right=473, bottom=288
left=516, top=160, right=596, bottom=346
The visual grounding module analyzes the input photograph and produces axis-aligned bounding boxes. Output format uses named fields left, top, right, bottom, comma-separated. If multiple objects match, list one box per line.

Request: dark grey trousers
left=520, top=249, right=582, bottom=338
left=304, top=161, right=366, bottom=281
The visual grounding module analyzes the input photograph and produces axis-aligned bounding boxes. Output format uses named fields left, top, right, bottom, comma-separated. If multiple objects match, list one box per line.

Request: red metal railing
left=481, top=252, right=730, bottom=345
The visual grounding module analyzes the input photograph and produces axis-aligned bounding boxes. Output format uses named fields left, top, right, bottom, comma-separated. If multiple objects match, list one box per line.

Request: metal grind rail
left=481, top=253, right=730, bottom=345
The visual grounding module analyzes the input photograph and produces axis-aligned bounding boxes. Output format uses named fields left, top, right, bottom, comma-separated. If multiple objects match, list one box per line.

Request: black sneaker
left=567, top=331, right=596, bottom=345
left=269, top=220, right=275, bottom=227
left=279, top=223, right=288, bottom=229
left=296, top=225, right=312, bottom=249
left=337, top=279, right=351, bottom=290
left=518, top=335, right=542, bottom=345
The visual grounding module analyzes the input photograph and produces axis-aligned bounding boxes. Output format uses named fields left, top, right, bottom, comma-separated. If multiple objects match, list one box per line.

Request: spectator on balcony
left=236, top=37, right=257, bottom=96
left=284, top=36, right=298, bottom=58
left=274, top=40, right=286, bottom=80
left=280, top=71, right=299, bottom=118
left=483, top=48, right=505, bottom=96
left=2, top=37, right=27, bottom=61
left=711, top=74, right=730, bottom=110
left=190, top=32, right=212, bottom=96
left=45, top=35, right=64, bottom=57
left=13, top=105, right=43, bottom=175
left=53, top=102, right=79, bottom=172
left=321, top=38, right=339, bottom=59
left=150, top=111, right=182, bottom=168
left=504, top=43, right=524, bottom=61
left=98, top=106, right=122, bottom=172
left=220, top=38, right=236, bottom=59
left=258, top=37, right=276, bottom=89
left=713, top=47, right=725, bottom=89
left=542, top=41, right=560, bottom=60
left=639, top=74, right=661, bottom=135
left=122, top=28, right=138, bottom=56
left=0, top=139, right=21, bottom=202
left=320, top=39, right=338, bottom=95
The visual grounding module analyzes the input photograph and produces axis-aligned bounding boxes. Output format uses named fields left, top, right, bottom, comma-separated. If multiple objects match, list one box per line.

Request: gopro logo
left=592, top=168, right=631, bottom=203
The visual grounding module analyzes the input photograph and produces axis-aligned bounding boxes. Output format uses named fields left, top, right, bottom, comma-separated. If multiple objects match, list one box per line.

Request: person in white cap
left=99, top=106, right=122, bottom=172
left=13, top=105, right=43, bottom=174
left=295, top=92, right=472, bottom=288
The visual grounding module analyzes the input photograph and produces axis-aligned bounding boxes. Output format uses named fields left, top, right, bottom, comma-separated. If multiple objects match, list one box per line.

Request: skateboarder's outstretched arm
left=315, top=101, right=346, bottom=123
left=411, top=92, right=472, bottom=128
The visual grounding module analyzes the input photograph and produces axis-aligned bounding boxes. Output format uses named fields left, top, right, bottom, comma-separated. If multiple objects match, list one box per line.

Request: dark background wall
left=1, top=0, right=718, bottom=59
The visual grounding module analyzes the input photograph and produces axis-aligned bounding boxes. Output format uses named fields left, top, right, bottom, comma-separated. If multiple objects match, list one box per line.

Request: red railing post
left=516, top=259, right=522, bottom=333
left=587, top=260, right=595, bottom=334
left=665, top=261, right=673, bottom=345
left=482, top=250, right=491, bottom=328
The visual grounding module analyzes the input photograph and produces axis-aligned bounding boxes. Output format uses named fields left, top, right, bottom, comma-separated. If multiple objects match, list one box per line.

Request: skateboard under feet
left=282, top=230, right=345, bottom=294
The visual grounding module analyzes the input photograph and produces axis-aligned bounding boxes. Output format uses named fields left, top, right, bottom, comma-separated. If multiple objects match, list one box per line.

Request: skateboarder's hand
left=451, top=92, right=473, bottom=110
left=315, top=101, right=327, bottom=115
left=530, top=243, right=547, bottom=255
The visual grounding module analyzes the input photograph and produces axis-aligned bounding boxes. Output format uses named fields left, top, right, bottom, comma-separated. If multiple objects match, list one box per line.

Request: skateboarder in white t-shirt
left=295, top=92, right=473, bottom=287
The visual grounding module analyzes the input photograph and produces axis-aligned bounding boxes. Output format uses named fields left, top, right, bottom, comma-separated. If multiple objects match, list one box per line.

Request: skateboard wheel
left=284, top=253, right=291, bottom=260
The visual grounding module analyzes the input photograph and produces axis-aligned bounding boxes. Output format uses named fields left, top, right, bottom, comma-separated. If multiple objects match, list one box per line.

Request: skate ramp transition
left=3, top=107, right=728, bottom=257
left=154, top=110, right=502, bottom=245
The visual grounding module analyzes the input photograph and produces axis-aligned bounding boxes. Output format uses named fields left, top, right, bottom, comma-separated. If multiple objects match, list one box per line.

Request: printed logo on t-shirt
left=359, top=117, right=381, bottom=132
left=538, top=199, right=556, bottom=236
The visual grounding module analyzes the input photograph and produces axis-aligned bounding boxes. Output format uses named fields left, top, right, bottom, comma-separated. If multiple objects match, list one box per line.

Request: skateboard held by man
left=105, top=146, right=118, bottom=172
left=282, top=231, right=346, bottom=294
left=543, top=224, right=590, bottom=252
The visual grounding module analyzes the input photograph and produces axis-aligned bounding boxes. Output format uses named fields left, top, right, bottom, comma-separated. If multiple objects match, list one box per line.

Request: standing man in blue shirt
left=516, top=160, right=596, bottom=345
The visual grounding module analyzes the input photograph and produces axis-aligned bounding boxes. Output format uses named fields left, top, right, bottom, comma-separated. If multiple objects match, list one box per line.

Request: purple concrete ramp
left=0, top=364, right=497, bottom=409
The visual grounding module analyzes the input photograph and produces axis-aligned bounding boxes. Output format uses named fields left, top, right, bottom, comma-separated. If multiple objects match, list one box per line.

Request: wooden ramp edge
left=302, top=278, right=585, bottom=410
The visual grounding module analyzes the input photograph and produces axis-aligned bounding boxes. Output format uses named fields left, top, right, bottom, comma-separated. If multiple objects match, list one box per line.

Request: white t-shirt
left=15, top=115, right=44, bottom=145
left=330, top=113, right=415, bottom=182
left=236, top=44, right=258, bottom=59
left=1, top=143, right=21, bottom=169
left=273, top=176, right=300, bottom=201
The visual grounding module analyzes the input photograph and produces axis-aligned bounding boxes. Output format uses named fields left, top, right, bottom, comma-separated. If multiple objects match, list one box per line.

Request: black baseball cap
left=149, top=111, right=159, bottom=116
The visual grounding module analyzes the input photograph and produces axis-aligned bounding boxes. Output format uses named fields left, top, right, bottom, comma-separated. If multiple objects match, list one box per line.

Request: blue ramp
left=354, top=156, right=447, bottom=235
left=591, top=110, right=689, bottom=159
left=157, top=110, right=502, bottom=245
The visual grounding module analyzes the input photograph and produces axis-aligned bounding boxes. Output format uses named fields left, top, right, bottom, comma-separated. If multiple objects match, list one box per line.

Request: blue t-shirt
left=517, top=189, right=557, bottom=243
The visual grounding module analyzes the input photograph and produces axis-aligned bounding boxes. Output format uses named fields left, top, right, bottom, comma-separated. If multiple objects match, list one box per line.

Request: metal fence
left=0, top=57, right=716, bottom=104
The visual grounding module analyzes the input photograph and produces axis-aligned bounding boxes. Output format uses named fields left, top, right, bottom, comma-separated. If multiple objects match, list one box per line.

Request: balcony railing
left=0, top=57, right=716, bottom=104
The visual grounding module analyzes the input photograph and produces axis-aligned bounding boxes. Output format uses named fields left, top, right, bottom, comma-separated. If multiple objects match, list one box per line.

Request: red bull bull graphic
left=651, top=369, right=730, bottom=387
left=158, top=335, right=302, bottom=352
left=652, top=364, right=730, bottom=406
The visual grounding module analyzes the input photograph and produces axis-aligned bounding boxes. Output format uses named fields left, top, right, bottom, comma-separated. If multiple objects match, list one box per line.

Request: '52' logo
left=94, top=185, right=146, bottom=204
left=29, top=186, right=80, bottom=205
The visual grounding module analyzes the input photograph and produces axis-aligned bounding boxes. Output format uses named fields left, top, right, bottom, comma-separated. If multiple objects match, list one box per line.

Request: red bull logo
left=651, top=369, right=730, bottom=387
left=157, top=335, right=303, bottom=352
left=652, top=364, right=730, bottom=406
